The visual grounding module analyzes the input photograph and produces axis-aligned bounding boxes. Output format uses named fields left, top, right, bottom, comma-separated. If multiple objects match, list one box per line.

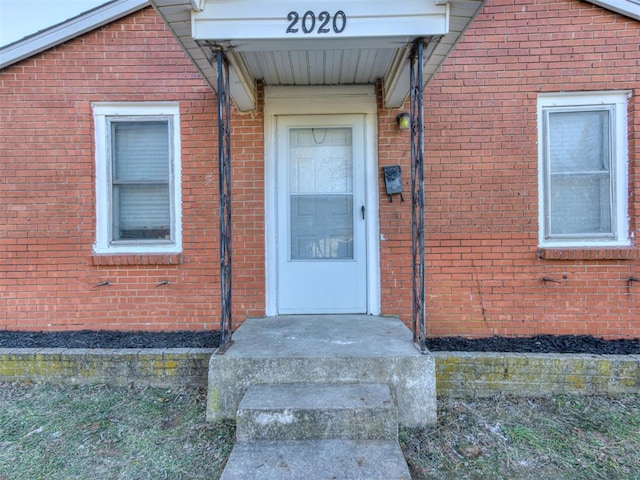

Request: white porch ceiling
left=241, top=47, right=396, bottom=86
left=149, top=0, right=486, bottom=111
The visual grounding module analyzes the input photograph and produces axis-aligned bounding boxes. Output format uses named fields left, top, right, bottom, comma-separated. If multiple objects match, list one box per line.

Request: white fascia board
left=226, top=51, right=258, bottom=112
left=0, top=0, right=149, bottom=70
left=151, top=0, right=257, bottom=110
left=384, top=0, right=492, bottom=109
left=192, top=0, right=448, bottom=42
left=384, top=36, right=445, bottom=108
left=586, top=0, right=640, bottom=21
left=383, top=46, right=413, bottom=109
left=189, top=0, right=204, bottom=11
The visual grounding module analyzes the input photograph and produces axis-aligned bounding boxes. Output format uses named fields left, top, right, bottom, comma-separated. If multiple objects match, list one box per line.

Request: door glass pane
left=290, top=195, right=353, bottom=259
left=289, top=127, right=354, bottom=260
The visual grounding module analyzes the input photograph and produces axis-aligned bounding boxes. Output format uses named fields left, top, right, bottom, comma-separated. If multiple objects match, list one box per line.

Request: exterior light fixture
left=396, top=112, right=410, bottom=131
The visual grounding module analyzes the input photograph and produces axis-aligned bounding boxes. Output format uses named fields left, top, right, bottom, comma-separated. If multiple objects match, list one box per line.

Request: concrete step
left=207, top=315, right=437, bottom=428
left=236, top=383, right=397, bottom=441
left=220, top=439, right=412, bottom=480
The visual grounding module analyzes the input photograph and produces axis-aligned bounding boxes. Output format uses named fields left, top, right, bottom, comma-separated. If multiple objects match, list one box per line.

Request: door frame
left=264, top=85, right=380, bottom=316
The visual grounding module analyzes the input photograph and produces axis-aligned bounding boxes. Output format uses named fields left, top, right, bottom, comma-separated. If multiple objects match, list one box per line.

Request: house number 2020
left=286, top=10, right=347, bottom=34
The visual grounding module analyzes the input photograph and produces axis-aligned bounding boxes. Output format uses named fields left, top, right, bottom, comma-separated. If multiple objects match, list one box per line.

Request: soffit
left=149, top=0, right=486, bottom=111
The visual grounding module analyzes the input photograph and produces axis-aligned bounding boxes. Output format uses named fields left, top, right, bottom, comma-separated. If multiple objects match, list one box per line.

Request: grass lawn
left=1, top=381, right=638, bottom=479
left=0, top=382, right=233, bottom=480
left=402, top=394, right=640, bottom=480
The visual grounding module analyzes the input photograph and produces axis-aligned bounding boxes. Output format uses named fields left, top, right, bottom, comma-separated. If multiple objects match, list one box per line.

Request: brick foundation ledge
left=434, top=352, right=639, bottom=397
left=0, top=349, right=638, bottom=398
left=0, top=348, right=213, bottom=388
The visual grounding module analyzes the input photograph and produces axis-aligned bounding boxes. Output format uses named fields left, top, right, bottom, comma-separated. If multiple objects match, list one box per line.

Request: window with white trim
left=538, top=92, right=629, bottom=247
left=93, top=103, right=182, bottom=254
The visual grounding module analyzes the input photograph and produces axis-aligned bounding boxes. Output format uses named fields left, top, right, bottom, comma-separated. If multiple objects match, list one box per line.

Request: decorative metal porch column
left=410, top=40, right=427, bottom=352
left=216, top=49, right=233, bottom=353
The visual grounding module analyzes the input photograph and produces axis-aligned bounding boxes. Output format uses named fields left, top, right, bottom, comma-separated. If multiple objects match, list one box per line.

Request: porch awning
left=149, top=0, right=485, bottom=111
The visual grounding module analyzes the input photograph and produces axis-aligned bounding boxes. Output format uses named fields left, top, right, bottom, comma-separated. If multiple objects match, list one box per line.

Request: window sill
left=91, top=253, right=183, bottom=266
left=537, top=247, right=637, bottom=261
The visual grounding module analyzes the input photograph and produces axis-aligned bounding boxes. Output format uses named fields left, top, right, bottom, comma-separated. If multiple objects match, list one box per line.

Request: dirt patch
left=0, top=330, right=638, bottom=354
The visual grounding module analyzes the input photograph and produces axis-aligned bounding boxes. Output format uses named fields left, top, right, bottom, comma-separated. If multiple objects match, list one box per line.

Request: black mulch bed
left=0, top=330, right=220, bottom=349
left=0, top=330, right=639, bottom=354
left=426, top=335, right=640, bottom=355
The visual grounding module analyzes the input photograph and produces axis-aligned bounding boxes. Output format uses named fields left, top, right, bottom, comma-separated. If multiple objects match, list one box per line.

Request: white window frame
left=93, top=102, right=182, bottom=254
left=537, top=91, right=630, bottom=248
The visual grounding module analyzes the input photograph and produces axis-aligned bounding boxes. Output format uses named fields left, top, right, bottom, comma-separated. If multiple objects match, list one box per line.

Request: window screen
left=544, top=108, right=614, bottom=239
left=111, top=121, right=171, bottom=241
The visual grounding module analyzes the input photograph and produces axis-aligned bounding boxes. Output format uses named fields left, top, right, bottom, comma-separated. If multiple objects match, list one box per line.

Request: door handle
left=361, top=205, right=365, bottom=220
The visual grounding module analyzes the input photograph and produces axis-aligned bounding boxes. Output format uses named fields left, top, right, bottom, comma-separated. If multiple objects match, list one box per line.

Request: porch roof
left=149, top=0, right=486, bottom=111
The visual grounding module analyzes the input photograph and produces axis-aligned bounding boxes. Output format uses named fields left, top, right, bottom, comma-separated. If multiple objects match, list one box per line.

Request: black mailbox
left=382, top=165, right=403, bottom=202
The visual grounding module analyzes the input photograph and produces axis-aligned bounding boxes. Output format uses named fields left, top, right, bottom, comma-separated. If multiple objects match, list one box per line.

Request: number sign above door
left=192, top=0, right=449, bottom=49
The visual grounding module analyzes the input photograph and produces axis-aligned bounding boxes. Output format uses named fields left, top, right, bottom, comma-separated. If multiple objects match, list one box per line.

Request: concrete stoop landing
left=207, top=315, right=436, bottom=479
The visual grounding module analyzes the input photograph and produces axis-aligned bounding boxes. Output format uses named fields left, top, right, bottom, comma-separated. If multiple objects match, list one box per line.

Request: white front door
left=276, top=115, right=367, bottom=314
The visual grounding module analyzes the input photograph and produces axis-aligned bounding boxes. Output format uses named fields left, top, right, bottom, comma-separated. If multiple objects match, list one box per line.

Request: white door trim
left=264, top=85, right=380, bottom=316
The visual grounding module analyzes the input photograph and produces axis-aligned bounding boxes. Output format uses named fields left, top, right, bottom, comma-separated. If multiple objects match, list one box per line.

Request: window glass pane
left=113, top=122, right=169, bottom=181
left=549, top=174, right=611, bottom=235
left=548, top=110, right=610, bottom=173
left=546, top=109, right=613, bottom=237
left=113, top=185, right=170, bottom=240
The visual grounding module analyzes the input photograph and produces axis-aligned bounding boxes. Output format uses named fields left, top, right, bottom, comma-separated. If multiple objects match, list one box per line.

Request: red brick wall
left=378, top=0, right=640, bottom=338
left=0, top=7, right=265, bottom=331
left=377, top=84, right=415, bottom=326
left=1, top=1, right=639, bottom=338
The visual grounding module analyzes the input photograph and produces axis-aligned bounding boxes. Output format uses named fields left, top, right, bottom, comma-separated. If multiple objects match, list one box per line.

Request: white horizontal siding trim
left=265, top=85, right=378, bottom=115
